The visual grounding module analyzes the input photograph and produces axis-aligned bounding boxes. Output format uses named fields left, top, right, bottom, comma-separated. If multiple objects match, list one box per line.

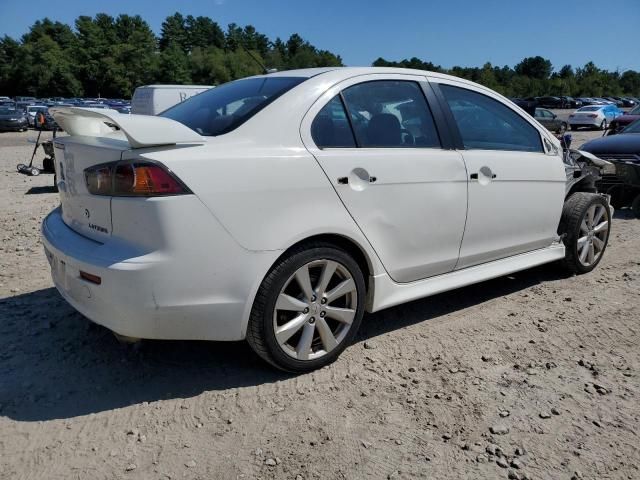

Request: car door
left=300, top=75, right=468, bottom=283
left=430, top=79, right=566, bottom=269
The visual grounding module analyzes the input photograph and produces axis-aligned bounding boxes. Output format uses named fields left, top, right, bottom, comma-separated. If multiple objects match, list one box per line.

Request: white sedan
left=569, top=105, right=622, bottom=130
left=44, top=68, right=611, bottom=371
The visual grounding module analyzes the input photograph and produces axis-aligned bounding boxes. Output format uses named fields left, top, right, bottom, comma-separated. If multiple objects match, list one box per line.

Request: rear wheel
left=559, top=193, right=611, bottom=274
left=247, top=243, right=366, bottom=372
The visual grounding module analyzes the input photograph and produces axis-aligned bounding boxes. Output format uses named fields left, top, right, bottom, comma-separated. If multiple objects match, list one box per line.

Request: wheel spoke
left=315, top=260, right=337, bottom=297
left=325, top=278, right=356, bottom=303
left=579, top=241, right=590, bottom=263
left=586, top=205, right=595, bottom=227
left=580, top=219, right=589, bottom=234
left=324, top=306, right=355, bottom=325
left=276, top=293, right=307, bottom=312
left=315, top=317, right=338, bottom=352
left=296, top=322, right=315, bottom=360
left=587, top=242, right=595, bottom=264
left=592, top=236, right=604, bottom=251
left=593, top=206, right=605, bottom=226
left=275, top=314, right=307, bottom=344
left=295, top=265, right=314, bottom=302
left=577, top=235, right=589, bottom=248
left=594, top=220, right=608, bottom=234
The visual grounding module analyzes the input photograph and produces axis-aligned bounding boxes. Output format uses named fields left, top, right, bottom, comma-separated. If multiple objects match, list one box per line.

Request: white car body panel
left=45, top=67, right=569, bottom=342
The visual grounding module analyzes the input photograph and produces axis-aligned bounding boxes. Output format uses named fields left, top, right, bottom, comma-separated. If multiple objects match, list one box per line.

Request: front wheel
left=247, top=243, right=366, bottom=372
left=559, top=193, right=611, bottom=274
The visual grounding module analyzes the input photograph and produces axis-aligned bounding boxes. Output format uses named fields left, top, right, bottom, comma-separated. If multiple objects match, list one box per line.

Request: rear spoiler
left=49, top=107, right=204, bottom=148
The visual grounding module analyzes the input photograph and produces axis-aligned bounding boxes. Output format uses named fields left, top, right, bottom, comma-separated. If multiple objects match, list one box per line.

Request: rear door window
left=440, top=84, right=543, bottom=153
left=341, top=81, right=441, bottom=148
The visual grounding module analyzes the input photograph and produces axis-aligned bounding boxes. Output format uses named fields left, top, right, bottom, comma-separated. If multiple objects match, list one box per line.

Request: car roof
left=248, top=66, right=479, bottom=87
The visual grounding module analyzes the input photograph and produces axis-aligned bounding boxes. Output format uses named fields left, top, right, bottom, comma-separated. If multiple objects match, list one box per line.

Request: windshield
left=621, top=119, right=640, bottom=133
left=0, top=108, right=18, bottom=115
left=161, top=76, right=306, bottom=136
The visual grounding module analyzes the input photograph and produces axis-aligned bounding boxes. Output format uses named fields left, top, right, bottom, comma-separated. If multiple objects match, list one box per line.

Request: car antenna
left=238, top=41, right=277, bottom=74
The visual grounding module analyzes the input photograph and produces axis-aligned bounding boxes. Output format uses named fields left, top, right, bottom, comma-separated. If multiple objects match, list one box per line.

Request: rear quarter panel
left=125, top=141, right=384, bottom=275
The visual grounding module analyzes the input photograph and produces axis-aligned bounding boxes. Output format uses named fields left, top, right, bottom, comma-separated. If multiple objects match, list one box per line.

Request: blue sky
left=1, top=0, right=639, bottom=71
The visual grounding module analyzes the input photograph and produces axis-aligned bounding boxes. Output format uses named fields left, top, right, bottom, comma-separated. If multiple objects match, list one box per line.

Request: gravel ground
left=0, top=127, right=639, bottom=480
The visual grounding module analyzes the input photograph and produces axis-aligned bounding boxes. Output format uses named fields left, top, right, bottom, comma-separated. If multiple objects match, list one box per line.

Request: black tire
left=558, top=193, right=611, bottom=274
left=632, top=194, right=640, bottom=219
left=246, top=242, right=366, bottom=372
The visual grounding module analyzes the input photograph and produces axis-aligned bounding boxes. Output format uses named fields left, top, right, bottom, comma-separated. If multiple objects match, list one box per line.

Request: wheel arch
left=239, top=232, right=378, bottom=339
left=274, top=233, right=374, bottom=293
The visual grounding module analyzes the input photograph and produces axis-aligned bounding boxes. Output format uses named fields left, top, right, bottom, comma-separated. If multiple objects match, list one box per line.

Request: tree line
left=0, top=13, right=342, bottom=98
left=1, top=13, right=638, bottom=99
left=373, top=56, right=640, bottom=98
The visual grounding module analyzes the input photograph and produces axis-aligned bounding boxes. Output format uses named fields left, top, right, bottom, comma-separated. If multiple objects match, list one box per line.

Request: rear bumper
left=41, top=205, right=279, bottom=341
left=569, top=119, right=600, bottom=127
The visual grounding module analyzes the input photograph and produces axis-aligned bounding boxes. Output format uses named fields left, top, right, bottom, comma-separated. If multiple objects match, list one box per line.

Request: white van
left=131, top=85, right=213, bottom=115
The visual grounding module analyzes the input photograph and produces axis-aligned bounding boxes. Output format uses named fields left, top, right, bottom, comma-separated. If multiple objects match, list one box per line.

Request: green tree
left=159, top=12, right=188, bottom=51
left=515, top=56, right=553, bottom=80
left=158, top=43, right=192, bottom=84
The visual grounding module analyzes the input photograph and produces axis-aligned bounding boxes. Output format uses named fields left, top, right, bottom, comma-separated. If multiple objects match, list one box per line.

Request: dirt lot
left=0, top=126, right=638, bottom=480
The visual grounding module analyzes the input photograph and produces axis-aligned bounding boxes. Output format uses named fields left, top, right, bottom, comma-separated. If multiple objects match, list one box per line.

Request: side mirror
left=552, top=114, right=557, bottom=119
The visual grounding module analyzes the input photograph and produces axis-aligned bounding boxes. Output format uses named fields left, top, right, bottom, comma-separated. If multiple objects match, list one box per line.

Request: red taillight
left=85, top=161, right=189, bottom=196
left=587, top=114, right=597, bottom=118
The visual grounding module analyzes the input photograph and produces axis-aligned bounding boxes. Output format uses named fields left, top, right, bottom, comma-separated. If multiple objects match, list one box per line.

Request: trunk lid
left=54, top=135, right=129, bottom=242
left=49, top=107, right=205, bottom=243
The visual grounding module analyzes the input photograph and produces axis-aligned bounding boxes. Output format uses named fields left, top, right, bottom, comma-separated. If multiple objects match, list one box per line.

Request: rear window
left=161, top=76, right=306, bottom=136
left=578, top=106, right=601, bottom=112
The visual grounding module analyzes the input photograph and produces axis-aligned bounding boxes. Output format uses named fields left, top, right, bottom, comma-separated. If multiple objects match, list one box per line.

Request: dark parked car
left=559, top=96, right=581, bottom=108
left=536, top=96, right=564, bottom=108
left=606, top=104, right=640, bottom=135
left=581, top=119, right=640, bottom=216
left=509, top=97, right=537, bottom=116
left=0, top=107, right=28, bottom=132
left=534, top=108, right=568, bottom=133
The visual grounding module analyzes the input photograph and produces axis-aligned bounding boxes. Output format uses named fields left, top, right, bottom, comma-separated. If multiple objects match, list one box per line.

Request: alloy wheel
left=577, top=204, right=609, bottom=267
left=273, top=259, right=357, bottom=361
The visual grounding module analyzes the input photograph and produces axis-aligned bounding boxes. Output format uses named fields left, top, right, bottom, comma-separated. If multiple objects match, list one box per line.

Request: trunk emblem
left=84, top=209, right=90, bottom=218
